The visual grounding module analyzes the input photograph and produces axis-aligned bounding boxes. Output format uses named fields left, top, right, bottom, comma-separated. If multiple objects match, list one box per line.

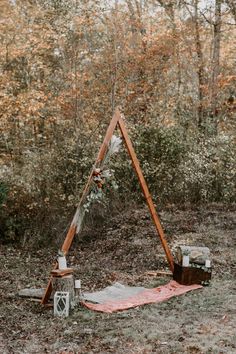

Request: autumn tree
left=0, top=0, right=235, bottom=244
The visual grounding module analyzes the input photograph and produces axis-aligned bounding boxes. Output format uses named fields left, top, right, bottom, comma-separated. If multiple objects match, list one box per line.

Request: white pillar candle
left=75, top=279, right=81, bottom=289
left=182, top=255, right=190, bottom=267
left=58, top=256, right=67, bottom=270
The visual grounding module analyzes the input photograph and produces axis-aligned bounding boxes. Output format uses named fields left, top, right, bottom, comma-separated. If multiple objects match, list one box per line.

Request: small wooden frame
left=41, top=108, right=174, bottom=305
left=51, top=268, right=74, bottom=278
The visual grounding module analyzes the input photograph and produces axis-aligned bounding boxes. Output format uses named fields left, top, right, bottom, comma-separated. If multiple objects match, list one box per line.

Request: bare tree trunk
left=111, top=0, right=119, bottom=113
left=194, top=0, right=205, bottom=131
left=210, top=0, right=222, bottom=132
left=125, top=0, right=146, bottom=45
left=156, top=1, right=184, bottom=126
left=225, top=0, right=236, bottom=23
left=156, top=0, right=175, bottom=20
left=125, top=0, right=148, bottom=121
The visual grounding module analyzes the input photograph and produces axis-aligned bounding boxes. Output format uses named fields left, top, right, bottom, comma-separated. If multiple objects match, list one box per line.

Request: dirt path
left=0, top=206, right=236, bottom=353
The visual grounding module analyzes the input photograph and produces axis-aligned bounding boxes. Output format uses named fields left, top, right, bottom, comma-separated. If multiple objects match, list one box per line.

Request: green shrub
left=178, top=133, right=236, bottom=203
left=108, top=125, right=236, bottom=205
left=0, top=121, right=235, bottom=246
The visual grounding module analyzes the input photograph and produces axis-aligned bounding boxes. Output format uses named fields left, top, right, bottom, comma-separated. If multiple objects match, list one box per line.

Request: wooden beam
left=41, top=262, right=57, bottom=305
left=118, top=114, right=174, bottom=272
left=41, top=109, right=120, bottom=305
left=96, top=107, right=121, bottom=163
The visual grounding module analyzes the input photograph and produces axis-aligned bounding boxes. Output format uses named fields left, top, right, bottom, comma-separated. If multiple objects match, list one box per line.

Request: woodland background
left=0, top=0, right=235, bottom=246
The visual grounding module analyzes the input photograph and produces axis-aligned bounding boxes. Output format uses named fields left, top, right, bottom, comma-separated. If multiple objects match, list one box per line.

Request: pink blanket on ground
left=82, top=280, right=202, bottom=313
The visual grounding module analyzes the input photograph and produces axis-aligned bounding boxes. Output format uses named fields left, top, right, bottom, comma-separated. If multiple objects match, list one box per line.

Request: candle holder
left=54, top=291, right=70, bottom=317
left=74, top=279, right=82, bottom=302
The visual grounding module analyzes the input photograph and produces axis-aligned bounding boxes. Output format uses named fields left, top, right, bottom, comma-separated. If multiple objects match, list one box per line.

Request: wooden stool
left=51, top=268, right=75, bottom=308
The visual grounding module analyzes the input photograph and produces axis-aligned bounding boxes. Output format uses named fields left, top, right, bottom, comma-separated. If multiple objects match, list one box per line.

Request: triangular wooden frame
left=41, top=108, right=174, bottom=305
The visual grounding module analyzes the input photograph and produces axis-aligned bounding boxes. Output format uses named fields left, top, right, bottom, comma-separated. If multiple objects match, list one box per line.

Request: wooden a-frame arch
left=41, top=108, right=174, bottom=305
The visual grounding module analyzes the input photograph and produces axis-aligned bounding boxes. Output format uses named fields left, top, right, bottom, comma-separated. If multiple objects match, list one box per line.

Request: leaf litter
left=0, top=206, right=236, bottom=353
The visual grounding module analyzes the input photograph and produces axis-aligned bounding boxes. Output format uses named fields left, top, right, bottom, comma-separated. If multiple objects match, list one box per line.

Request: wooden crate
left=173, top=262, right=211, bottom=285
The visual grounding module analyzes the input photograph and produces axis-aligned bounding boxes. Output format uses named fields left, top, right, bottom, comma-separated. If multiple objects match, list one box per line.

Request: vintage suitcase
left=173, top=246, right=212, bottom=285
left=173, top=262, right=211, bottom=285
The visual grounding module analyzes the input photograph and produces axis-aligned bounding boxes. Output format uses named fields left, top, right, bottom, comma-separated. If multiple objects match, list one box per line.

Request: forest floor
left=0, top=205, right=236, bottom=354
